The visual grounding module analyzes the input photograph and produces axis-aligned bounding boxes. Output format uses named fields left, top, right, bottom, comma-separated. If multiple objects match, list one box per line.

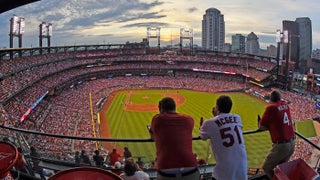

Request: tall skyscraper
left=283, top=20, right=299, bottom=71
left=246, top=32, right=260, bottom=55
left=202, top=8, right=225, bottom=51
left=295, top=17, right=312, bottom=73
left=232, top=34, right=245, bottom=53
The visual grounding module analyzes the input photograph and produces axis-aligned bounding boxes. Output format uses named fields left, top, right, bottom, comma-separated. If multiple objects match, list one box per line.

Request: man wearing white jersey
left=200, top=95, right=248, bottom=180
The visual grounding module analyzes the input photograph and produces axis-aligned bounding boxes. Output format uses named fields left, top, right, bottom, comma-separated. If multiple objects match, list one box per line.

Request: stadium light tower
left=9, top=15, right=25, bottom=58
left=39, top=22, right=53, bottom=54
left=276, top=29, right=292, bottom=90
left=276, top=29, right=283, bottom=83
left=147, top=27, right=160, bottom=54
left=180, top=28, right=193, bottom=55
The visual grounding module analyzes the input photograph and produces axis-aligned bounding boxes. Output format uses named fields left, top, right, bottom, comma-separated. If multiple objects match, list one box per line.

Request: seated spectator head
left=114, top=161, right=122, bottom=169
left=94, top=150, right=99, bottom=155
left=198, top=158, right=206, bottom=165
left=216, top=95, right=232, bottom=113
left=123, top=158, right=137, bottom=176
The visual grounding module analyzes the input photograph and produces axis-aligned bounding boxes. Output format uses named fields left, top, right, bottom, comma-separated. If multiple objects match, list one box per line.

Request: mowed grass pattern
left=102, top=89, right=316, bottom=168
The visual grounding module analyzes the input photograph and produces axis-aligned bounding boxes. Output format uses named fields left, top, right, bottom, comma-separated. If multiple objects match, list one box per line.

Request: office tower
left=224, top=43, right=232, bottom=52
left=231, top=34, right=245, bottom=53
left=246, top=32, right=260, bottom=55
left=282, top=20, right=299, bottom=71
left=295, top=17, right=312, bottom=73
left=202, top=8, right=225, bottom=51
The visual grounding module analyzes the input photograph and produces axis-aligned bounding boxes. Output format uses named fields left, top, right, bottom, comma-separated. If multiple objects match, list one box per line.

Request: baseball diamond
left=98, top=89, right=317, bottom=167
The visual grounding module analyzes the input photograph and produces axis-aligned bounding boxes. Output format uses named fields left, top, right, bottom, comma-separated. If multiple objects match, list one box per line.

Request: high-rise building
left=282, top=20, right=299, bottom=71
left=246, top=32, right=260, bottom=55
left=295, top=17, right=312, bottom=74
left=266, top=45, right=277, bottom=58
left=231, top=34, right=245, bottom=53
left=224, top=43, right=232, bottom=52
left=202, top=8, right=225, bottom=51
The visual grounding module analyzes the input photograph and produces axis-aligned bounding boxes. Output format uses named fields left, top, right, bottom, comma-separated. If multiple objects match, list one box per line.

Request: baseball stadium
left=1, top=1, right=320, bottom=180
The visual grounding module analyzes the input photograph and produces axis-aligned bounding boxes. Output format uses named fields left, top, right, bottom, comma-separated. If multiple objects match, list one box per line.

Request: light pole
left=276, top=30, right=288, bottom=87
left=286, top=31, right=300, bottom=90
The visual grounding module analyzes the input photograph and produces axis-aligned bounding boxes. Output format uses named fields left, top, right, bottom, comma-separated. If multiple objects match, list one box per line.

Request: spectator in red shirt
left=258, top=90, right=295, bottom=179
left=109, top=148, right=121, bottom=166
left=149, top=97, right=199, bottom=179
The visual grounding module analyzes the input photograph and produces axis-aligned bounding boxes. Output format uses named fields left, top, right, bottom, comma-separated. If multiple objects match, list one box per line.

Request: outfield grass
left=296, top=120, right=316, bottom=137
left=102, top=89, right=316, bottom=168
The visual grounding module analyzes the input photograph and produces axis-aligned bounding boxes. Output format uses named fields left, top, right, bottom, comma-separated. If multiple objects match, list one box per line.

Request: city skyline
left=0, top=0, right=319, bottom=50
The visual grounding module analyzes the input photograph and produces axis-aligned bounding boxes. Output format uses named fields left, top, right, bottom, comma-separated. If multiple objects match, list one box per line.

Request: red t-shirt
left=260, top=100, right=295, bottom=143
left=150, top=112, right=197, bottom=170
left=109, top=152, right=121, bottom=166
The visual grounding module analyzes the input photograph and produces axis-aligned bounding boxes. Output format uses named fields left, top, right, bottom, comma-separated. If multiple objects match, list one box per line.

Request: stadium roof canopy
left=0, top=0, right=40, bottom=14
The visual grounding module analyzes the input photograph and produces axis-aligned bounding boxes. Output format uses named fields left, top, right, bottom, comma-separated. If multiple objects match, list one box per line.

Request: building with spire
left=246, top=32, right=260, bottom=55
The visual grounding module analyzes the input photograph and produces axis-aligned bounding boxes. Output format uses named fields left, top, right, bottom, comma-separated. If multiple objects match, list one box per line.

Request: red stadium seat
left=0, top=141, right=18, bottom=179
left=273, top=158, right=319, bottom=180
left=49, top=167, right=123, bottom=180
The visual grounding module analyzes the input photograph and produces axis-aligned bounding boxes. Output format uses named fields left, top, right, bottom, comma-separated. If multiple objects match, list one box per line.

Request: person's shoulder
left=136, top=170, right=149, bottom=178
left=179, top=113, right=194, bottom=119
left=152, top=114, right=161, bottom=120
left=202, top=117, right=216, bottom=126
left=266, top=103, right=277, bottom=109
left=232, top=113, right=241, bottom=119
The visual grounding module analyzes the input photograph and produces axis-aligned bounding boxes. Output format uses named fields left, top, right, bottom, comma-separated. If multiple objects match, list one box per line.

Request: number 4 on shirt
left=283, top=112, right=290, bottom=126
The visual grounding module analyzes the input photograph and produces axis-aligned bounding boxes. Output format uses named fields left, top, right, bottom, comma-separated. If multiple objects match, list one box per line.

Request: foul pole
left=89, top=92, right=98, bottom=150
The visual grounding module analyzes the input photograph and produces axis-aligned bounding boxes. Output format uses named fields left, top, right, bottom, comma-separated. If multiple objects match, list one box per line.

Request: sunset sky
left=0, top=0, right=319, bottom=50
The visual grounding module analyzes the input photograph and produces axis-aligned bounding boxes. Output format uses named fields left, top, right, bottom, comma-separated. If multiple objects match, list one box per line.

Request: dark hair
left=270, top=90, right=281, bottom=102
left=216, top=95, right=232, bottom=113
left=124, top=158, right=137, bottom=176
left=160, top=97, right=176, bottom=112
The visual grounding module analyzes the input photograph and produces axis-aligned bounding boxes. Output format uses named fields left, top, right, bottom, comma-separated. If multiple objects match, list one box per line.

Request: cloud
left=187, top=7, right=198, bottom=13
left=121, top=22, right=169, bottom=28
left=117, top=12, right=166, bottom=23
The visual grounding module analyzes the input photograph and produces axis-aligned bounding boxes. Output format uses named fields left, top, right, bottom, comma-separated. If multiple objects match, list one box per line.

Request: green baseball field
left=99, top=89, right=316, bottom=168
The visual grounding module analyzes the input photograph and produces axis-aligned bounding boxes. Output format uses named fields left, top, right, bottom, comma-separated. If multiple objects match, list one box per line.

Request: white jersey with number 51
left=200, top=113, right=248, bottom=180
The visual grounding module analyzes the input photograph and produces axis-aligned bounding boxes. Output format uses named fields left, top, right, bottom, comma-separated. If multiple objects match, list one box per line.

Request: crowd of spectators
left=0, top=52, right=275, bottom=103
left=291, top=137, right=319, bottom=165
